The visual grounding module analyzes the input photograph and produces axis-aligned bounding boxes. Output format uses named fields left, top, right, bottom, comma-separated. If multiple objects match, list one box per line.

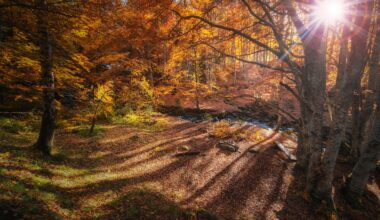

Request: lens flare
left=313, top=0, right=346, bottom=25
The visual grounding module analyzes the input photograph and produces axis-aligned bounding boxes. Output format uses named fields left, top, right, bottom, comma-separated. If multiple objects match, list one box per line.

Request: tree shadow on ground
left=55, top=121, right=208, bottom=170
left=0, top=199, right=62, bottom=220
left=179, top=131, right=280, bottom=206
left=206, top=148, right=287, bottom=219
left=0, top=169, right=67, bottom=220
left=94, top=189, right=219, bottom=220
left=203, top=146, right=289, bottom=219
left=8, top=119, right=367, bottom=220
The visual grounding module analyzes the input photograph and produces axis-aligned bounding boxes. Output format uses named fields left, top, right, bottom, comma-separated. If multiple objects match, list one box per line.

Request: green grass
left=0, top=117, right=29, bottom=133
left=0, top=114, right=40, bottom=134
left=0, top=122, right=71, bottom=219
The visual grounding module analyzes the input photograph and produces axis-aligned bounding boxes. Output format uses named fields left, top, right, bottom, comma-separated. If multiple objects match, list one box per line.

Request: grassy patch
left=0, top=126, right=73, bottom=219
left=0, top=117, right=31, bottom=133
left=0, top=179, right=62, bottom=219
left=72, top=125, right=106, bottom=137
left=0, top=129, right=37, bottom=147
left=0, top=114, right=40, bottom=134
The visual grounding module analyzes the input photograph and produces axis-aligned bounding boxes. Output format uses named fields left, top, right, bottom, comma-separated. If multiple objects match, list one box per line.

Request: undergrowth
left=112, top=111, right=168, bottom=132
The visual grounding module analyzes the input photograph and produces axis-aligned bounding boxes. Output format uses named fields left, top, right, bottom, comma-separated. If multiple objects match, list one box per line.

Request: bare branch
left=201, top=43, right=292, bottom=73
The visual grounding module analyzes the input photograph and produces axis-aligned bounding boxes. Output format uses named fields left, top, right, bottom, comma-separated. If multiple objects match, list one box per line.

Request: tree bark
left=148, top=66, right=154, bottom=88
left=35, top=0, right=55, bottom=155
left=193, top=47, right=200, bottom=110
left=315, top=0, right=373, bottom=200
left=296, top=100, right=311, bottom=169
left=89, top=116, right=96, bottom=134
left=347, top=101, right=380, bottom=199
left=283, top=1, right=327, bottom=178
left=350, top=90, right=362, bottom=161
left=303, top=23, right=327, bottom=195
left=335, top=25, right=349, bottom=91
left=347, top=2, right=380, bottom=198
left=353, top=1, right=380, bottom=161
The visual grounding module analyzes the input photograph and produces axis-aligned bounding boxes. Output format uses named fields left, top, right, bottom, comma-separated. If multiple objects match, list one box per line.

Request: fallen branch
left=0, top=112, right=30, bottom=115
left=275, top=141, right=297, bottom=161
left=174, top=151, right=201, bottom=157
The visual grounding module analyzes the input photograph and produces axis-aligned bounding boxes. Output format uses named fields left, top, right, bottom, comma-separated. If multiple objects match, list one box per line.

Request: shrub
left=210, top=120, right=239, bottom=139
left=113, top=111, right=168, bottom=132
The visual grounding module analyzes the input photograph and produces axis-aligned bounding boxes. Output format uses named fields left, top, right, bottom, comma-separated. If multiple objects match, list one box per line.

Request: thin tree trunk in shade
left=35, top=0, right=55, bottom=155
left=194, top=48, right=200, bottom=110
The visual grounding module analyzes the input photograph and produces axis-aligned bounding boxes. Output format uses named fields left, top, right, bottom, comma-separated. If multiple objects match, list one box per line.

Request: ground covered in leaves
left=0, top=114, right=379, bottom=219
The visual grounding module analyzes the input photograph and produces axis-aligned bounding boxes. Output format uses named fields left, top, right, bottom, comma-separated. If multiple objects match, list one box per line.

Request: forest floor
left=0, top=89, right=379, bottom=220
left=0, top=113, right=379, bottom=220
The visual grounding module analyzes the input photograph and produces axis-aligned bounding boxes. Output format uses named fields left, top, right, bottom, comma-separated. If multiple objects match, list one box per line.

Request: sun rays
left=312, top=0, right=347, bottom=26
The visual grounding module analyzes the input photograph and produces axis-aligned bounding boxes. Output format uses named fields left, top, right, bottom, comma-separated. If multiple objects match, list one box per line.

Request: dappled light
left=1, top=0, right=379, bottom=219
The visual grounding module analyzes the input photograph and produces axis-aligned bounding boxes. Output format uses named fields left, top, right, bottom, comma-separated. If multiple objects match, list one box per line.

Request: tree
left=314, top=0, right=374, bottom=200
left=34, top=0, right=55, bottom=155
left=345, top=0, right=380, bottom=201
left=172, top=0, right=379, bottom=206
left=0, top=0, right=89, bottom=155
left=89, top=82, right=114, bottom=134
left=346, top=87, right=380, bottom=202
left=173, top=0, right=324, bottom=195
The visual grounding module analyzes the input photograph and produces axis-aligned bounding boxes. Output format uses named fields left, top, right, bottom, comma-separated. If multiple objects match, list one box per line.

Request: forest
left=0, top=0, right=379, bottom=219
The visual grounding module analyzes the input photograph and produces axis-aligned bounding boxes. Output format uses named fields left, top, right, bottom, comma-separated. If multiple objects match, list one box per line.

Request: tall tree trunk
left=89, top=85, right=97, bottom=135
left=364, top=10, right=380, bottom=110
left=303, top=24, right=328, bottom=195
left=89, top=116, right=96, bottom=134
left=346, top=1, right=380, bottom=201
left=194, top=48, right=200, bottom=110
left=232, top=38, right=237, bottom=86
left=352, top=1, right=380, bottom=161
left=35, top=0, right=55, bottom=155
left=285, top=0, right=327, bottom=175
left=148, top=66, right=154, bottom=88
left=347, top=98, right=380, bottom=199
left=296, top=98, right=311, bottom=170
left=350, top=90, right=362, bottom=161
left=315, top=0, right=373, bottom=200
left=335, top=25, right=349, bottom=90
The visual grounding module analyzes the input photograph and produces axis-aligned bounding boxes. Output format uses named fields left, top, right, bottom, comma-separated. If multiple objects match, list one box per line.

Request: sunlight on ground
left=2, top=114, right=354, bottom=220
